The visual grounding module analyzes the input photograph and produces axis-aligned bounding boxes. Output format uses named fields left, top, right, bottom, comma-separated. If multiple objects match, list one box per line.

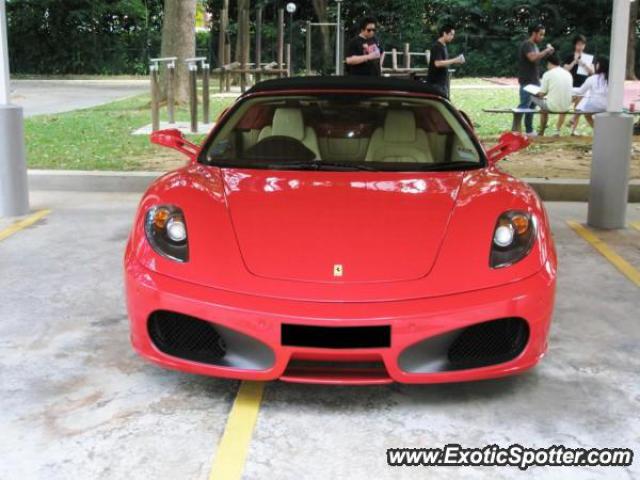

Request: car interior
left=207, top=96, right=481, bottom=166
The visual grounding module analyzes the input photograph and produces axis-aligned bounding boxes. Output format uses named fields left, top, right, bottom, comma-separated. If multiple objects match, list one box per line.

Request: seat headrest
left=271, top=108, right=305, bottom=141
left=384, top=110, right=417, bottom=143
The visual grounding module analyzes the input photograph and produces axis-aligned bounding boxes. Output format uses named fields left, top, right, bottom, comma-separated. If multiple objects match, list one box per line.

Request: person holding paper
left=346, top=17, right=385, bottom=77
left=531, top=54, right=574, bottom=136
left=513, top=24, right=555, bottom=137
left=564, top=35, right=595, bottom=86
left=426, top=25, right=465, bottom=99
left=564, top=35, right=595, bottom=134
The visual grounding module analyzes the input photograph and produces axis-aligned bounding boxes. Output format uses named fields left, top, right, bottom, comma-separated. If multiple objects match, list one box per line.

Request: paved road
left=9, top=80, right=148, bottom=117
left=1, top=192, right=639, bottom=480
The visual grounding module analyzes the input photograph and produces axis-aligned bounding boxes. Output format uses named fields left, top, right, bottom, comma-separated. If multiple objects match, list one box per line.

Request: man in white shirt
left=532, top=53, right=574, bottom=136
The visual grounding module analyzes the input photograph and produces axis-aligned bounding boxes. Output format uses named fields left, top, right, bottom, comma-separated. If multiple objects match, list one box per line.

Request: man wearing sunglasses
left=346, top=17, right=384, bottom=76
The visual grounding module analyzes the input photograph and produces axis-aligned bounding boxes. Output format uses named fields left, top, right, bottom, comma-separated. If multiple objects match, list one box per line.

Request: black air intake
left=148, top=311, right=227, bottom=364
left=398, top=317, right=530, bottom=374
left=447, top=318, right=529, bottom=370
left=147, top=311, right=275, bottom=370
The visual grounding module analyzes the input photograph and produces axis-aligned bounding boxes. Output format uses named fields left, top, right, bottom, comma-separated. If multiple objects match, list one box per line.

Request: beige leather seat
left=258, top=108, right=321, bottom=159
left=365, top=110, right=433, bottom=163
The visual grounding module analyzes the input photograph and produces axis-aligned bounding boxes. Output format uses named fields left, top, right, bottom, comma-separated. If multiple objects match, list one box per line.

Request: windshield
left=202, top=94, right=483, bottom=172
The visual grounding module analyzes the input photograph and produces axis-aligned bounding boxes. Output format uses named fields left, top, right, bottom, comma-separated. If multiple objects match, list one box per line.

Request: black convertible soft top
left=244, top=75, right=446, bottom=98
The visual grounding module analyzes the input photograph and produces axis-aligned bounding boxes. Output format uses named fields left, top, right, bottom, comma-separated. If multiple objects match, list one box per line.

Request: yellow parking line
left=0, top=209, right=51, bottom=242
left=567, top=220, right=640, bottom=288
left=209, top=381, right=265, bottom=480
left=631, top=221, right=640, bottom=232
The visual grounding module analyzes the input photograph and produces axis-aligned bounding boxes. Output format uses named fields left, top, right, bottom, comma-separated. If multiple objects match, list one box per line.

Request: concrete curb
left=27, top=170, right=640, bottom=202
left=28, top=170, right=162, bottom=193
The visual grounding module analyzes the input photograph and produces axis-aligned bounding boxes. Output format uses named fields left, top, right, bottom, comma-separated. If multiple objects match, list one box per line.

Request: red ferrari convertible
left=125, top=76, right=557, bottom=385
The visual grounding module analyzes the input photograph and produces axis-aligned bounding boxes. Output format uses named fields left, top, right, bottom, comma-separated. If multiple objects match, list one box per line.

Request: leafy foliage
left=6, top=0, right=634, bottom=77
left=7, top=0, right=164, bottom=74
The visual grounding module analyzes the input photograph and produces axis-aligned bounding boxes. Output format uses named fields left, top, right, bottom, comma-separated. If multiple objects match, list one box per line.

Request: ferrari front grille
left=148, top=311, right=227, bottom=364
left=398, top=317, right=530, bottom=374
left=147, top=310, right=275, bottom=370
left=447, top=318, right=529, bottom=370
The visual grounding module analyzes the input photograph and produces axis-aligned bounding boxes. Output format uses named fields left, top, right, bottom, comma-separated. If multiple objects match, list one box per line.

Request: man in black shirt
left=426, top=25, right=465, bottom=99
left=514, top=24, right=555, bottom=136
left=345, top=17, right=384, bottom=76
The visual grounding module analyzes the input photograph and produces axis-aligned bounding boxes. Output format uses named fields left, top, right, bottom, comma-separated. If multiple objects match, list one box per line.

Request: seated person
left=532, top=53, right=574, bottom=136
left=571, top=57, right=609, bottom=134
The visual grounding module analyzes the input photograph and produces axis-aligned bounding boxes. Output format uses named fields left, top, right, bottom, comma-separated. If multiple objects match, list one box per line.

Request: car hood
left=222, top=169, right=464, bottom=284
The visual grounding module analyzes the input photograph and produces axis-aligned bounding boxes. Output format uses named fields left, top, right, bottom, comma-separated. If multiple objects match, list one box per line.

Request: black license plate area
left=281, top=324, right=391, bottom=349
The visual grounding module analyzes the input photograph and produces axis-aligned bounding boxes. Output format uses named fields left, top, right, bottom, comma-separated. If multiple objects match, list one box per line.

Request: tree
left=160, top=0, right=197, bottom=103
left=311, top=0, right=332, bottom=73
left=627, top=0, right=638, bottom=80
left=234, top=0, right=250, bottom=64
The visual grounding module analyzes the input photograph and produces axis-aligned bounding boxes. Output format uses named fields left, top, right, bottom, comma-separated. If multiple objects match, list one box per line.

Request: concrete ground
left=1, top=192, right=639, bottom=480
left=9, top=80, right=148, bottom=117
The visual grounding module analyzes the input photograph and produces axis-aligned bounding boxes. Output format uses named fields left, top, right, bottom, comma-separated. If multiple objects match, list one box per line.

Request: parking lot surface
left=1, top=192, right=639, bottom=480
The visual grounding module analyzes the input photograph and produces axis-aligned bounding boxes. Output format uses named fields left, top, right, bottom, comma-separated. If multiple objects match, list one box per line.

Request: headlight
left=490, top=211, right=536, bottom=268
left=145, top=205, right=189, bottom=262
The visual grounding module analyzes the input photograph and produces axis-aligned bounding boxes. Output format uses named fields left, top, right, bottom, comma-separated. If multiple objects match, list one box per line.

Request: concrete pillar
left=0, top=0, right=29, bottom=217
left=0, top=0, right=8, bottom=104
left=0, top=105, right=29, bottom=217
left=588, top=114, right=633, bottom=228
left=588, top=0, right=634, bottom=229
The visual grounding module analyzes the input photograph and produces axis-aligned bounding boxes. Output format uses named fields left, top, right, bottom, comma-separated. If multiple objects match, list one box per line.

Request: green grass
left=25, top=95, right=233, bottom=170
left=451, top=87, right=519, bottom=139
left=450, top=77, right=497, bottom=86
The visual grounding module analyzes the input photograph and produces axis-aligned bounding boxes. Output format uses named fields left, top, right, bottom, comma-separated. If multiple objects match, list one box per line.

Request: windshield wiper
left=415, top=161, right=481, bottom=171
left=316, top=162, right=378, bottom=171
left=259, top=161, right=378, bottom=172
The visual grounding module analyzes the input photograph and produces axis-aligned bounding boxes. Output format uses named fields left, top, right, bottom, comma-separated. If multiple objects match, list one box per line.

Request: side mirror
left=150, top=129, right=199, bottom=160
left=485, top=132, right=531, bottom=166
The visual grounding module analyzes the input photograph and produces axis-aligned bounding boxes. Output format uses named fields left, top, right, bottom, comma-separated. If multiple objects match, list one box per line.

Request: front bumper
left=125, top=258, right=555, bottom=385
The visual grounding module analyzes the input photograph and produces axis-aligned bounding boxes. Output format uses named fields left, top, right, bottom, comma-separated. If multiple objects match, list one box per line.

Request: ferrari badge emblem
left=333, top=264, right=344, bottom=277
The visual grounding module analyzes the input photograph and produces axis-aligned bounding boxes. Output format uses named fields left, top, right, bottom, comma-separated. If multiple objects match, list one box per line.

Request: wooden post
left=150, top=64, right=160, bottom=132
left=392, top=48, right=398, bottom=71
left=277, top=9, right=284, bottom=77
left=255, top=7, right=263, bottom=83
left=219, top=65, right=225, bottom=92
left=203, top=63, right=210, bottom=125
left=189, top=64, right=198, bottom=133
left=404, top=43, right=410, bottom=70
left=166, top=63, right=175, bottom=124
left=305, top=21, right=312, bottom=74
left=224, top=43, right=231, bottom=91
